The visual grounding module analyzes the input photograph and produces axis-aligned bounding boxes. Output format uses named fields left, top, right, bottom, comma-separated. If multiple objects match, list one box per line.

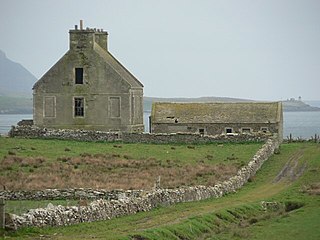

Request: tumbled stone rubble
left=6, top=138, right=279, bottom=230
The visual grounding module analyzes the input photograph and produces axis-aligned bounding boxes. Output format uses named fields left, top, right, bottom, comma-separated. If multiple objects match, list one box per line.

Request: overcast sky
left=1, top=0, right=319, bottom=100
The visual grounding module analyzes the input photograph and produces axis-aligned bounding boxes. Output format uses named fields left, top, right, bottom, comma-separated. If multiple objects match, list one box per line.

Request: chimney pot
left=75, top=25, right=78, bottom=30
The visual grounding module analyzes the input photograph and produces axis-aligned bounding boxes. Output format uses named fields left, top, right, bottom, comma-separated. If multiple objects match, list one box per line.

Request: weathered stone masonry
left=9, top=125, right=272, bottom=143
left=5, top=138, right=279, bottom=230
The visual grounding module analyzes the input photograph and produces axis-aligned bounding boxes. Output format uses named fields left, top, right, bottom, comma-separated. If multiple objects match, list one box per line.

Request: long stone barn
left=150, top=102, right=283, bottom=141
left=33, top=21, right=144, bottom=132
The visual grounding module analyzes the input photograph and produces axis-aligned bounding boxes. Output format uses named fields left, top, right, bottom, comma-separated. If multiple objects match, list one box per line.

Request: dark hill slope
left=0, top=50, right=37, bottom=97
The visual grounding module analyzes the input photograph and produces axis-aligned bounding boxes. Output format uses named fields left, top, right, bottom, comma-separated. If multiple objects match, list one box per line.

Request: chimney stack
left=80, top=20, right=83, bottom=30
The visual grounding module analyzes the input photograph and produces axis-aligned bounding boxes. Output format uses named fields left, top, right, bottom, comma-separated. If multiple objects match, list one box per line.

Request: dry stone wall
left=5, top=138, right=279, bottom=230
left=9, top=126, right=120, bottom=142
left=0, top=189, right=142, bottom=201
left=9, top=125, right=271, bottom=143
left=122, top=132, right=270, bottom=143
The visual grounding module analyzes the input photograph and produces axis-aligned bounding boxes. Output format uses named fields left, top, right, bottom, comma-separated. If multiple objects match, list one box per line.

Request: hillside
left=0, top=50, right=37, bottom=97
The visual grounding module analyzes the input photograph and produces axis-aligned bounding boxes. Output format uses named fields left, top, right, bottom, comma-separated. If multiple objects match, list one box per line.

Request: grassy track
left=2, top=142, right=320, bottom=239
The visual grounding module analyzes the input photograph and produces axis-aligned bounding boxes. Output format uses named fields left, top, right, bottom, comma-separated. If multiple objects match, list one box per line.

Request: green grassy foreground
left=1, top=142, right=320, bottom=239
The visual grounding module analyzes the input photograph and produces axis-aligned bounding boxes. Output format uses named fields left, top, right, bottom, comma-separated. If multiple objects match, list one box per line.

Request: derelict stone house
left=150, top=102, right=283, bottom=141
left=33, top=22, right=144, bottom=132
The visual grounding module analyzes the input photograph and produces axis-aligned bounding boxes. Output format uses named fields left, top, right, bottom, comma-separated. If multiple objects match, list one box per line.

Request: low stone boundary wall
left=122, top=132, right=269, bottom=144
left=9, top=125, right=270, bottom=143
left=0, top=189, right=143, bottom=201
left=9, top=126, right=120, bottom=142
left=5, top=138, right=279, bottom=230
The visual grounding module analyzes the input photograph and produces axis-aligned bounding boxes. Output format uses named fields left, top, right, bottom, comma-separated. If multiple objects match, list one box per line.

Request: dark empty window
left=199, top=129, right=205, bottom=135
left=261, top=127, right=269, bottom=133
left=75, top=68, right=83, bottom=84
left=225, top=128, right=233, bottom=134
left=74, top=97, right=84, bottom=117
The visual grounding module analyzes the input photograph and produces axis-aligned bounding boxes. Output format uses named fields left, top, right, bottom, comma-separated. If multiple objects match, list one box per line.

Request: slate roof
left=151, top=102, right=282, bottom=124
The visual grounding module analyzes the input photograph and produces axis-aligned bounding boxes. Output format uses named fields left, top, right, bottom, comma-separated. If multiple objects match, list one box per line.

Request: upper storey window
left=75, top=68, right=83, bottom=84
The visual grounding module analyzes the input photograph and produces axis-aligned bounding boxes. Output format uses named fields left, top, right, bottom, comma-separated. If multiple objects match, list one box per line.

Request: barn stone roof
left=151, top=102, right=282, bottom=124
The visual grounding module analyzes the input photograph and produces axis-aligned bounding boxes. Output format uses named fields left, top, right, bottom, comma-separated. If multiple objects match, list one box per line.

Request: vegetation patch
left=128, top=204, right=286, bottom=240
left=0, top=138, right=261, bottom=190
left=301, top=182, right=320, bottom=195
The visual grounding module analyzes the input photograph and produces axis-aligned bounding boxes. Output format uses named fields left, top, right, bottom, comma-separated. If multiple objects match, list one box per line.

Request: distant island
left=282, top=98, right=320, bottom=112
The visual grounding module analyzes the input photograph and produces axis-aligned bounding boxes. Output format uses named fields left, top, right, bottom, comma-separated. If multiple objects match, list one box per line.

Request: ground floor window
left=74, top=97, right=84, bottom=117
left=225, top=128, right=233, bottom=134
left=199, top=128, right=205, bottom=135
left=241, top=128, right=251, bottom=133
left=261, top=127, right=269, bottom=133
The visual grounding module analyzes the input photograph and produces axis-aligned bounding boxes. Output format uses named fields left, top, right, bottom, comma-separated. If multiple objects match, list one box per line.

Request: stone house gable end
left=33, top=22, right=144, bottom=132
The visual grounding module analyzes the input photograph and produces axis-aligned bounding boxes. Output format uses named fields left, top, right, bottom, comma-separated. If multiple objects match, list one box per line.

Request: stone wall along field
left=9, top=125, right=272, bottom=143
left=0, top=189, right=143, bottom=201
left=5, top=138, right=279, bottom=230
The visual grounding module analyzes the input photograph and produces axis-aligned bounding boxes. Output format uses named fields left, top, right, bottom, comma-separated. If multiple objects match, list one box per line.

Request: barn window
left=75, top=68, right=84, bottom=84
left=261, top=127, right=269, bottom=133
left=225, top=128, right=233, bottom=134
left=74, top=97, right=84, bottom=117
left=241, top=128, right=251, bottom=133
left=199, top=129, right=205, bottom=135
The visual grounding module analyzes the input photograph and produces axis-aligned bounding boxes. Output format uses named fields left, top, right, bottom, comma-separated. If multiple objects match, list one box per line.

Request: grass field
left=1, top=142, right=319, bottom=239
left=0, top=138, right=262, bottom=190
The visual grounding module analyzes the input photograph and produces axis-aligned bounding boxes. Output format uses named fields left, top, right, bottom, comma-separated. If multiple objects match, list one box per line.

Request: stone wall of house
left=151, top=122, right=279, bottom=136
left=5, top=138, right=279, bottom=230
left=9, top=125, right=272, bottom=143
